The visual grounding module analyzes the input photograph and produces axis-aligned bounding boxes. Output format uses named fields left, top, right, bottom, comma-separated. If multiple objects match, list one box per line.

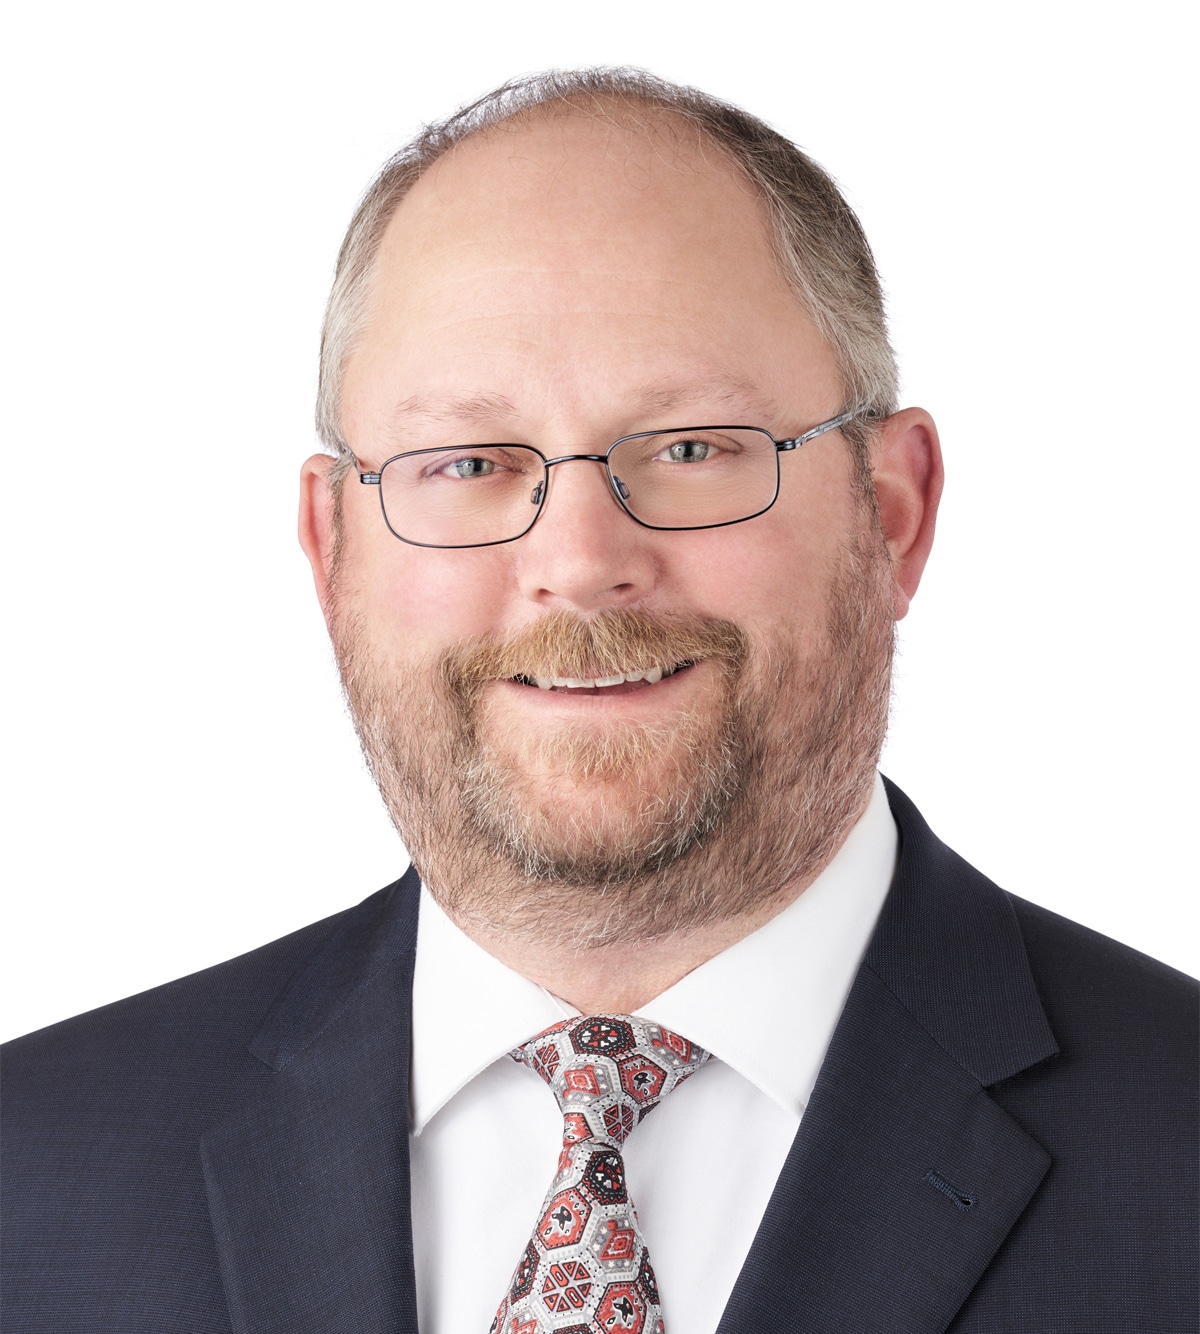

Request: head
left=300, top=69, right=942, bottom=952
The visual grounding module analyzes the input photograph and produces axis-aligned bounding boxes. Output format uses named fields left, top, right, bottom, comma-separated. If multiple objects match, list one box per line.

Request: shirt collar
left=411, top=773, right=896, bottom=1133
left=633, top=772, right=896, bottom=1120
left=410, top=890, right=577, bottom=1134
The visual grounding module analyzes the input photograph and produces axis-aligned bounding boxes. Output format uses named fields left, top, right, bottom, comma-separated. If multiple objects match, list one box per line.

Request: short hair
left=316, top=67, right=898, bottom=479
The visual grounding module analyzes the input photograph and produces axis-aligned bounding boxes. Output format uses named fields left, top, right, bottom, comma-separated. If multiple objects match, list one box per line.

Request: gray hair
left=316, top=67, right=898, bottom=480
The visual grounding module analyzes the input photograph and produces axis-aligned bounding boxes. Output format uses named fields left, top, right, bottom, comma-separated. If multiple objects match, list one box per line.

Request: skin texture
left=299, top=109, right=943, bottom=1012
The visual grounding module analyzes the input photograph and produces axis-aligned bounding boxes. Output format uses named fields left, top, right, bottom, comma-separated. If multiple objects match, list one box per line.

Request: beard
left=329, top=518, right=894, bottom=952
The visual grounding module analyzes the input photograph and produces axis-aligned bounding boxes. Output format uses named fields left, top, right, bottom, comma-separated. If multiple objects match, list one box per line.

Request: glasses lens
left=608, top=428, right=779, bottom=529
left=378, top=445, right=546, bottom=547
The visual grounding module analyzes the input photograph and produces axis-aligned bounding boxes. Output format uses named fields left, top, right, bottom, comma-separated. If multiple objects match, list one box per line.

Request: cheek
left=348, top=537, right=517, bottom=660
left=678, top=507, right=846, bottom=634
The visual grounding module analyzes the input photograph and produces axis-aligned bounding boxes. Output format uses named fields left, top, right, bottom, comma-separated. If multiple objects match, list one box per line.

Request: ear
left=298, top=453, right=340, bottom=623
left=869, top=408, right=944, bottom=620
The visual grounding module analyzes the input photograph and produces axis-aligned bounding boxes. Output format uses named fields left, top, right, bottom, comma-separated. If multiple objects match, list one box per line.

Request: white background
left=3, top=0, right=1196, bottom=1042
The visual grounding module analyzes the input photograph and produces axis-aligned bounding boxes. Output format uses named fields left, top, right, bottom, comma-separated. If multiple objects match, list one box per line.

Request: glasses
left=357, top=410, right=856, bottom=549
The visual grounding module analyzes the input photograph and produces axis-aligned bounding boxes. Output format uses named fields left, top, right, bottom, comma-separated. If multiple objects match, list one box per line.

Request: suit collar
left=718, top=779, right=1059, bottom=1334
left=245, top=866, right=421, bottom=1073
left=201, top=868, right=422, bottom=1334
left=865, top=778, right=1058, bottom=1086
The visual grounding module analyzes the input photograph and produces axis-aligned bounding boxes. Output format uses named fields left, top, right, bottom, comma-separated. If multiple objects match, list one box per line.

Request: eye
left=660, top=437, right=714, bottom=463
left=439, top=455, right=497, bottom=479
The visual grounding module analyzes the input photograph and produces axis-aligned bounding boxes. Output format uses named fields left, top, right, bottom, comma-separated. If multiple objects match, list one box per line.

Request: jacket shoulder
left=2, top=873, right=420, bottom=1333
left=880, top=776, right=1196, bottom=1081
left=2, top=874, right=415, bottom=1124
left=1005, top=892, right=1197, bottom=1074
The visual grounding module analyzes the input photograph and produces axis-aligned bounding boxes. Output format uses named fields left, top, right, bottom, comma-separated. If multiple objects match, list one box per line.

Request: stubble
left=330, top=520, right=893, bottom=952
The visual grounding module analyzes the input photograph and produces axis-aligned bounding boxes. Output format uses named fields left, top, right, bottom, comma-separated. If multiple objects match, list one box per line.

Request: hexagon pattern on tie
left=490, top=1014, right=711, bottom=1334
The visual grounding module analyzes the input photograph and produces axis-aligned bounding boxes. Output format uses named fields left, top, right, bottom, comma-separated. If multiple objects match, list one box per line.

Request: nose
left=515, top=456, right=658, bottom=612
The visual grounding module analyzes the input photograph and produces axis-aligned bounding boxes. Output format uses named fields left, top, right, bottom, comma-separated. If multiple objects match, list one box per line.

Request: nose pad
left=611, top=475, right=631, bottom=501
left=531, top=480, right=545, bottom=505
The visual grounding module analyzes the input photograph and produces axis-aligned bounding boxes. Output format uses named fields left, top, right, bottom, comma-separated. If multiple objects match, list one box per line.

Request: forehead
left=409, top=106, right=767, bottom=255
left=341, top=105, right=840, bottom=440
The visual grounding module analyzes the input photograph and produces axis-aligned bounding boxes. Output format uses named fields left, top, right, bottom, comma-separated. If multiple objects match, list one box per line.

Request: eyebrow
left=630, top=374, right=782, bottom=424
left=389, top=391, right=520, bottom=428
left=385, top=374, right=785, bottom=442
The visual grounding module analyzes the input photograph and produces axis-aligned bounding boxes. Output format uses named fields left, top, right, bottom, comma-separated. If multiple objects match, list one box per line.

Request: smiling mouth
left=510, top=660, right=698, bottom=692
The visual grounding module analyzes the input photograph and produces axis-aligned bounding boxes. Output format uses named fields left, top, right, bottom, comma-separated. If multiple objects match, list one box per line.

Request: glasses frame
left=356, top=409, right=858, bottom=549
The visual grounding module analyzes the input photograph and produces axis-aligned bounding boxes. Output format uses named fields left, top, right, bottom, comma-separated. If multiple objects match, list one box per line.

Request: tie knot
left=513, top=1014, right=709, bottom=1140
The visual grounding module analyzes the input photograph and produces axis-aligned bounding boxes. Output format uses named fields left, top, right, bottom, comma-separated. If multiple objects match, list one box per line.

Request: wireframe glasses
left=357, top=410, right=856, bottom=549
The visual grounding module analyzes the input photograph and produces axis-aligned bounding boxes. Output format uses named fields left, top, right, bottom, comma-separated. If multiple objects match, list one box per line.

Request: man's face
left=307, top=111, right=908, bottom=949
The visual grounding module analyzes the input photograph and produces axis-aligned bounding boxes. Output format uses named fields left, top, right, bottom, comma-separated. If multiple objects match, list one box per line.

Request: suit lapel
left=718, top=781, right=1059, bottom=1334
left=201, top=871, right=421, bottom=1334
left=717, top=966, right=1051, bottom=1333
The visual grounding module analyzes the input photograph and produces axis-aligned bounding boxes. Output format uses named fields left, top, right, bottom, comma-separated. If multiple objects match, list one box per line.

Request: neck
left=419, top=773, right=881, bottom=1013
left=459, top=890, right=814, bottom=1012
left=436, top=773, right=882, bottom=1011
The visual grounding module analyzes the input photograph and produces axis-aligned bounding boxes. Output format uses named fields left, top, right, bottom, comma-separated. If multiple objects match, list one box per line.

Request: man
left=3, top=68, right=1195, bottom=1334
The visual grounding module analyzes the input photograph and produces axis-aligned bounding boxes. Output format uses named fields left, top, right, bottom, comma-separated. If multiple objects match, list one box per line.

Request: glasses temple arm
left=776, top=409, right=858, bottom=452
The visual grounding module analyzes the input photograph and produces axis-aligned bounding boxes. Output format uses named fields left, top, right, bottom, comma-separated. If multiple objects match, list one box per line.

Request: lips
left=512, top=660, right=696, bottom=691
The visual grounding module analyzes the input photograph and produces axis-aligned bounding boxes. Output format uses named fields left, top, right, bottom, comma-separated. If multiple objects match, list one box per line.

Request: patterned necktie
left=490, top=1014, right=710, bottom=1334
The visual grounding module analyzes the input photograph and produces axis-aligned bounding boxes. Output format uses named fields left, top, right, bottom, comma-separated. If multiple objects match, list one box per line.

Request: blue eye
left=443, top=456, right=497, bottom=479
left=665, top=439, right=713, bottom=462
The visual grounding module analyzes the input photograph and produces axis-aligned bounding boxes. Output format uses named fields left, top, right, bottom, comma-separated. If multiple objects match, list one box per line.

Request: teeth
left=528, top=666, right=677, bottom=690
left=521, top=663, right=694, bottom=690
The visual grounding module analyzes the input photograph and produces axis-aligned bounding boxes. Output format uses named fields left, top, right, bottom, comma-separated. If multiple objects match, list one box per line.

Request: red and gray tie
left=489, top=1014, right=710, bottom=1334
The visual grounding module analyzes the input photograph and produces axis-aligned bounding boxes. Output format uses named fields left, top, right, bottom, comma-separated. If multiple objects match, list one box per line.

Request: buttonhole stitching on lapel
left=924, top=1169, right=977, bottom=1211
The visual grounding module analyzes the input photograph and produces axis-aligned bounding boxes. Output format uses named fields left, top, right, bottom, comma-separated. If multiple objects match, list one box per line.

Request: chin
left=459, top=724, right=737, bottom=888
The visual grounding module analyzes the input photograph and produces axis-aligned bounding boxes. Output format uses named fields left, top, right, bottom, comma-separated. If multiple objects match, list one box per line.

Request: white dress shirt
left=409, top=773, right=898, bottom=1334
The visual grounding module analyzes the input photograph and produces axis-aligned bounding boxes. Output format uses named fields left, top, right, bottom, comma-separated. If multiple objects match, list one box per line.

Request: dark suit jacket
left=3, top=781, right=1196, bottom=1332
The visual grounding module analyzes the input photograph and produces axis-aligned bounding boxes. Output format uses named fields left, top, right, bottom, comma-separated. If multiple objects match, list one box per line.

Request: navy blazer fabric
left=3, top=781, right=1196, bottom=1333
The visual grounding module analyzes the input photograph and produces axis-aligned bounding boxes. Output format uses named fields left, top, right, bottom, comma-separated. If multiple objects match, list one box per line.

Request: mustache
left=440, top=607, right=747, bottom=697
